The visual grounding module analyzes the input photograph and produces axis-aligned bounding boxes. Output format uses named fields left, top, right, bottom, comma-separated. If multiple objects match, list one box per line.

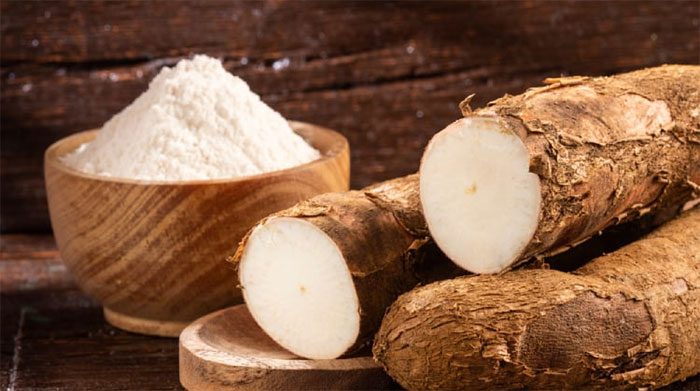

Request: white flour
left=62, top=55, right=320, bottom=181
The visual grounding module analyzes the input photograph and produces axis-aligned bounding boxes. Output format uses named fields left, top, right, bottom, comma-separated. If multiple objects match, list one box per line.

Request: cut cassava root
left=374, top=208, right=700, bottom=390
left=420, top=117, right=541, bottom=273
left=421, top=64, right=700, bottom=273
left=233, top=174, right=461, bottom=359
left=234, top=64, right=698, bottom=361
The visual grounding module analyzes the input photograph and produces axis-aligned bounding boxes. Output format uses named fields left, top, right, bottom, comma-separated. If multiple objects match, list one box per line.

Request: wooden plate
left=179, top=305, right=397, bottom=390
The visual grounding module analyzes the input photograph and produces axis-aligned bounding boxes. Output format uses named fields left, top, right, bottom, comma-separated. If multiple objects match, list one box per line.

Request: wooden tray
left=179, top=305, right=397, bottom=390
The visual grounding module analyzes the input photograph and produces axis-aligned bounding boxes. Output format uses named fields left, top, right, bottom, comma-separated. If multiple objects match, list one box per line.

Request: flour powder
left=62, top=55, right=320, bottom=180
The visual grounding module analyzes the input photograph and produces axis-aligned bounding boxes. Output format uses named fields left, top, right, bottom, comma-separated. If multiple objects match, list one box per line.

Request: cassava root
left=421, top=64, right=700, bottom=273
left=374, top=208, right=700, bottom=390
left=232, top=174, right=461, bottom=359
left=232, top=64, right=698, bottom=360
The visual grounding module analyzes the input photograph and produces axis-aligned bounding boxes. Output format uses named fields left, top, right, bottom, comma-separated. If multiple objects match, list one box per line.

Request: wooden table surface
left=1, top=235, right=181, bottom=390
left=1, top=234, right=699, bottom=390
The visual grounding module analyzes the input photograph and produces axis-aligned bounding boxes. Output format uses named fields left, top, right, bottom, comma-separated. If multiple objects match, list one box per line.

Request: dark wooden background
left=2, top=1, right=699, bottom=390
left=3, top=0, right=700, bottom=233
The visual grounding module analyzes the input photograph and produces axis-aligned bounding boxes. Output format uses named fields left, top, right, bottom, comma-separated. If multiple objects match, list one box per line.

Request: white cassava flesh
left=422, top=66, right=700, bottom=274
left=234, top=175, right=462, bottom=360
left=420, top=117, right=541, bottom=273
left=239, top=217, right=360, bottom=359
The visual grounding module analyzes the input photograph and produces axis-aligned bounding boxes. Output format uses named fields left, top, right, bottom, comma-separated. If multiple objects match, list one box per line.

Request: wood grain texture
left=0, top=234, right=73, bottom=292
left=43, top=122, right=349, bottom=336
left=1, top=294, right=182, bottom=391
left=0, top=235, right=182, bottom=390
left=2, top=0, right=699, bottom=232
left=179, top=305, right=397, bottom=391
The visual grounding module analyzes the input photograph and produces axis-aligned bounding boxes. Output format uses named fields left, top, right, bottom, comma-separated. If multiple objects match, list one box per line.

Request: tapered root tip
left=420, top=117, right=541, bottom=274
left=239, top=217, right=360, bottom=359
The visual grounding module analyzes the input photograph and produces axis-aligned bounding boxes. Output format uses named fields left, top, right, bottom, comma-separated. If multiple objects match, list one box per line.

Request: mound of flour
left=62, top=55, right=319, bottom=180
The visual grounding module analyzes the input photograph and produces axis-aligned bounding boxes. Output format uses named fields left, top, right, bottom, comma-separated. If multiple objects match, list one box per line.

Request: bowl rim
left=44, top=120, right=349, bottom=186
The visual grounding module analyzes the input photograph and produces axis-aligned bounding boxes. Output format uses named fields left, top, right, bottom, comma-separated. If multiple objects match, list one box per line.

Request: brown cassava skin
left=374, top=208, right=700, bottom=390
left=233, top=65, right=698, bottom=357
left=463, top=64, right=700, bottom=264
left=232, top=174, right=462, bottom=355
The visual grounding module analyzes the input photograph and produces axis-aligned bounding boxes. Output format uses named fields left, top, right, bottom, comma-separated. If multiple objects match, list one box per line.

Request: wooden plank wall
left=2, top=0, right=699, bottom=233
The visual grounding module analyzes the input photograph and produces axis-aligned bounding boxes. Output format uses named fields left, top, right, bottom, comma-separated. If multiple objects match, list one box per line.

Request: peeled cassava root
left=421, top=64, right=700, bottom=273
left=374, top=208, right=700, bottom=390
left=232, top=174, right=461, bottom=359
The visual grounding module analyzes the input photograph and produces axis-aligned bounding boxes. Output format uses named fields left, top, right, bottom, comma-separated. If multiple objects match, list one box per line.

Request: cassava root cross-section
left=421, top=64, right=700, bottom=273
left=374, top=208, right=700, bottom=390
left=232, top=174, right=461, bottom=359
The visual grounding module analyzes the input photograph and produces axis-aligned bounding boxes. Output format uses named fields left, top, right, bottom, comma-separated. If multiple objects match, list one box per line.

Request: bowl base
left=104, top=307, right=190, bottom=337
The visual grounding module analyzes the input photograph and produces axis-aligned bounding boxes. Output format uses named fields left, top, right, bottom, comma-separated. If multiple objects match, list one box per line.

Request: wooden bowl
left=44, top=121, right=350, bottom=337
left=179, top=305, right=397, bottom=390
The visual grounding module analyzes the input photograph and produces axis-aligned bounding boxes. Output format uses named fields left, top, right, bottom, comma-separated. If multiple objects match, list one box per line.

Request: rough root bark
left=231, top=174, right=461, bottom=355
left=476, top=64, right=700, bottom=264
left=374, top=208, right=700, bottom=390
